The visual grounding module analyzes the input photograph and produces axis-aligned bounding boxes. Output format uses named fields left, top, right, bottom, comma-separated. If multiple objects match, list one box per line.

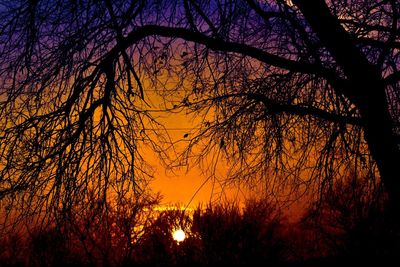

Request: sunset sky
left=145, top=98, right=305, bottom=221
left=1, top=1, right=398, bottom=265
left=144, top=89, right=245, bottom=206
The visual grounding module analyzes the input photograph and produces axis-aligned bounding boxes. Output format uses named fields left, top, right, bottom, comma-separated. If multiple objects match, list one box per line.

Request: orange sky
left=138, top=81, right=308, bottom=222
left=144, top=107, right=242, bottom=206
left=137, top=87, right=250, bottom=208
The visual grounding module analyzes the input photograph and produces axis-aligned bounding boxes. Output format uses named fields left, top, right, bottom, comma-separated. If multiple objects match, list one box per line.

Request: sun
left=172, top=228, right=186, bottom=242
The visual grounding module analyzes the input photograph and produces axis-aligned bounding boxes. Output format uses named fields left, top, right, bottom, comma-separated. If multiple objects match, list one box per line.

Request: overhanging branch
left=211, top=93, right=363, bottom=126
left=105, top=25, right=343, bottom=82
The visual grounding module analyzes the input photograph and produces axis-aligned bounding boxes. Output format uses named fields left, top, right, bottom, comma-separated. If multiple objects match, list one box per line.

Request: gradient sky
left=145, top=99, right=241, bottom=206
left=142, top=88, right=306, bottom=222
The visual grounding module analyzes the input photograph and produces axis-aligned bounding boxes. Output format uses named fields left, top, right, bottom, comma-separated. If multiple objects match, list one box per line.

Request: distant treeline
left=0, top=179, right=397, bottom=267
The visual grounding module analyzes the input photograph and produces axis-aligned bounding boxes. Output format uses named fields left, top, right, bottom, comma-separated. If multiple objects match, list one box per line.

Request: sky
left=144, top=97, right=244, bottom=207
left=140, top=89, right=307, bottom=221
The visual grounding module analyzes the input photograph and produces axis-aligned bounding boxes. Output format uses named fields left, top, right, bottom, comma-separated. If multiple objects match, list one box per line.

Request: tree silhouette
left=0, top=0, right=399, bottom=223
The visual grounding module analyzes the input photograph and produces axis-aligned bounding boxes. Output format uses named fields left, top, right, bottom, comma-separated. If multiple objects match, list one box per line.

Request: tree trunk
left=360, top=77, right=400, bottom=214
left=293, top=0, right=400, bottom=218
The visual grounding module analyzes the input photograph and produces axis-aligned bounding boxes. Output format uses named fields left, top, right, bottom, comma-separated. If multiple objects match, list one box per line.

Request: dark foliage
left=0, top=199, right=289, bottom=267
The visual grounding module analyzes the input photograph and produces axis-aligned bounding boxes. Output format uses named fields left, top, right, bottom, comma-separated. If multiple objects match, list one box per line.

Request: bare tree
left=0, top=0, right=399, bottom=224
left=0, top=0, right=167, bottom=226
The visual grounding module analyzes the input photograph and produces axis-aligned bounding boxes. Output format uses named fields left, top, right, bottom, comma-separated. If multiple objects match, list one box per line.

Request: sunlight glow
left=172, top=229, right=186, bottom=242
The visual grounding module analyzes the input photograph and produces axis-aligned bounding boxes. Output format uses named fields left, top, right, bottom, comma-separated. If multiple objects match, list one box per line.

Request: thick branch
left=356, top=37, right=400, bottom=50
left=106, top=25, right=341, bottom=80
left=248, top=93, right=362, bottom=126
left=213, top=93, right=363, bottom=126
left=293, top=0, right=375, bottom=84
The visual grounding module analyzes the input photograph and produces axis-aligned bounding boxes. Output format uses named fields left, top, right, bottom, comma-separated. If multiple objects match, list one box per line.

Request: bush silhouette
left=191, top=200, right=288, bottom=266
left=131, top=200, right=289, bottom=266
left=2, top=191, right=397, bottom=267
left=301, top=174, right=399, bottom=264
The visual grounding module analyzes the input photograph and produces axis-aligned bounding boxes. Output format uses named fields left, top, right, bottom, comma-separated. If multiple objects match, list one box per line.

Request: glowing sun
left=172, top=228, right=186, bottom=242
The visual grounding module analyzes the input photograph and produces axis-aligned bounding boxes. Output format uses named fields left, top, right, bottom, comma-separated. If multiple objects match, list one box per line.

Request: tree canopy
left=0, top=0, right=399, bottom=223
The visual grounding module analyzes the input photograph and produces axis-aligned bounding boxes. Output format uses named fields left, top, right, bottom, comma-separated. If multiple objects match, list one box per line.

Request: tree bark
left=293, top=0, right=400, bottom=218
